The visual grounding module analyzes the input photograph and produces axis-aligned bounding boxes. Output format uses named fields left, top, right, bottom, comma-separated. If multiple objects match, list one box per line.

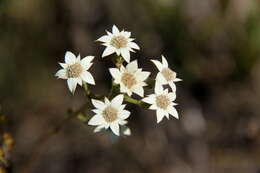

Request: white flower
left=88, top=94, right=131, bottom=136
left=97, top=25, right=140, bottom=63
left=151, top=55, right=182, bottom=92
left=109, top=60, right=150, bottom=97
left=55, top=51, right=95, bottom=94
left=142, top=84, right=178, bottom=123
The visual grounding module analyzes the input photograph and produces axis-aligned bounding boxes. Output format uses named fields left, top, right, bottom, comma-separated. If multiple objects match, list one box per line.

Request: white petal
left=119, top=110, right=130, bottom=119
left=59, top=63, right=68, bottom=68
left=104, top=97, right=110, bottom=105
left=81, top=71, right=95, bottom=85
left=110, top=122, right=120, bottom=136
left=112, top=25, right=120, bottom=34
left=92, top=109, right=103, bottom=114
left=77, top=54, right=81, bottom=61
left=76, top=77, right=82, bottom=86
left=128, top=42, right=140, bottom=50
left=151, top=60, right=163, bottom=71
left=174, top=78, right=182, bottom=82
left=67, top=78, right=77, bottom=94
left=168, top=106, right=179, bottom=119
left=109, top=68, right=121, bottom=80
left=94, top=125, right=105, bottom=133
left=156, top=72, right=167, bottom=85
left=126, top=60, right=138, bottom=72
left=156, top=109, right=165, bottom=123
left=97, top=35, right=111, bottom=42
left=136, top=71, right=150, bottom=81
left=155, top=83, right=164, bottom=95
left=169, top=81, right=176, bottom=92
left=161, top=55, right=168, bottom=67
left=65, top=51, right=76, bottom=65
left=142, top=95, right=156, bottom=104
left=149, top=104, right=157, bottom=110
left=81, top=56, right=94, bottom=70
left=120, top=49, right=130, bottom=63
left=55, top=69, right=67, bottom=79
left=132, top=85, right=144, bottom=97
left=91, top=99, right=106, bottom=109
left=88, top=115, right=105, bottom=126
left=168, top=92, right=176, bottom=101
left=111, top=94, right=124, bottom=107
left=123, top=127, right=131, bottom=136
left=102, top=46, right=115, bottom=57
left=122, top=31, right=131, bottom=38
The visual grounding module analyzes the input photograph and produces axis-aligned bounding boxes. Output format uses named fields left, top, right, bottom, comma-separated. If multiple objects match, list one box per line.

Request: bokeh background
left=1, top=0, right=260, bottom=172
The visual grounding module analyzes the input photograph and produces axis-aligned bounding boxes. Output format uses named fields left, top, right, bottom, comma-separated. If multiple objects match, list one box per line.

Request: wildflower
left=109, top=60, right=150, bottom=97
left=142, top=84, right=178, bottom=123
left=151, top=55, right=181, bottom=92
left=88, top=94, right=131, bottom=136
left=97, top=25, right=140, bottom=63
left=55, top=51, right=95, bottom=94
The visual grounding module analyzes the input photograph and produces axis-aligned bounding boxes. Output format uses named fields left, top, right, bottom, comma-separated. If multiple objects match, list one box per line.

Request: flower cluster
left=55, top=25, right=181, bottom=136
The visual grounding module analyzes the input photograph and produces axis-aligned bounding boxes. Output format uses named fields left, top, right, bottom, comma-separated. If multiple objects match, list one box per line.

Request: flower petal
left=156, top=72, right=167, bottom=85
left=67, top=78, right=77, bottom=94
left=112, top=25, right=120, bottom=35
left=111, top=94, right=124, bottom=107
left=169, top=81, right=176, bottom=92
left=155, top=83, right=164, bottom=95
left=151, top=60, right=163, bottom=71
left=94, top=125, right=105, bottom=133
left=81, top=56, right=94, bottom=70
left=128, top=42, right=140, bottom=50
left=65, top=51, right=76, bottom=65
left=55, top=69, right=67, bottom=79
left=120, top=49, right=130, bottom=63
left=167, top=106, right=179, bottom=119
left=109, top=68, right=121, bottom=80
left=126, top=60, right=138, bottom=72
left=102, top=46, right=116, bottom=57
left=88, top=115, right=105, bottom=126
left=97, top=35, right=111, bottom=42
left=136, top=71, right=150, bottom=81
left=142, top=95, right=156, bottom=104
left=156, top=109, right=165, bottom=123
left=132, top=85, right=144, bottom=97
left=119, top=110, right=130, bottom=119
left=91, top=99, right=106, bottom=109
left=81, top=71, right=95, bottom=85
left=110, top=122, right=120, bottom=136
left=161, top=55, right=168, bottom=67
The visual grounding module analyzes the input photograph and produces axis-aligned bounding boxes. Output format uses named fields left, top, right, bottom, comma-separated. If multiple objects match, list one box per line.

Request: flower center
left=161, top=68, right=176, bottom=81
left=103, top=106, right=118, bottom=123
left=66, top=63, right=83, bottom=78
left=121, top=72, right=137, bottom=89
left=156, top=95, right=170, bottom=110
left=110, top=35, right=128, bottom=49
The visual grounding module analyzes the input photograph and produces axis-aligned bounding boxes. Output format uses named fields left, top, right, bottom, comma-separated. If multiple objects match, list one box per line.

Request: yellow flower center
left=110, top=35, right=128, bottom=49
left=121, top=72, right=137, bottom=89
left=156, top=95, right=170, bottom=110
left=161, top=68, right=176, bottom=81
left=66, top=63, right=83, bottom=78
left=103, top=106, right=118, bottom=122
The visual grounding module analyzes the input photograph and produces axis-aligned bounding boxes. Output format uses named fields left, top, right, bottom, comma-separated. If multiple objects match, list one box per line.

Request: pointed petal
left=136, top=71, right=150, bottom=81
left=169, top=81, right=176, bottom=92
left=156, top=109, right=165, bottom=123
left=122, top=31, right=131, bottom=38
left=155, top=82, right=164, bottom=95
left=94, top=125, right=105, bottom=133
left=151, top=60, right=163, bottom=71
left=102, top=46, right=115, bottom=57
left=121, top=49, right=130, bottom=63
left=111, top=94, right=124, bottom=107
left=91, top=99, right=106, bottom=109
left=161, top=55, right=168, bottom=67
left=149, top=104, right=157, bottom=110
left=142, top=95, right=156, bottom=104
left=112, top=25, right=120, bottom=34
left=55, top=69, right=67, bottom=79
left=65, top=51, right=76, bottom=64
left=97, top=35, right=111, bottom=42
left=168, top=106, right=179, bottom=119
left=174, top=78, right=182, bottom=82
left=59, top=63, right=68, bottom=68
left=67, top=78, right=77, bottom=94
left=126, top=60, right=138, bottom=72
left=156, top=72, right=167, bottom=85
left=168, top=92, right=176, bottom=101
left=81, top=56, right=94, bottom=70
left=109, top=68, right=121, bottom=80
left=119, top=110, right=130, bottom=119
left=128, top=42, right=140, bottom=50
left=110, top=122, right=120, bottom=136
left=88, top=115, right=105, bottom=126
left=132, top=85, right=144, bottom=97
left=81, top=71, right=95, bottom=85
left=123, top=127, right=131, bottom=136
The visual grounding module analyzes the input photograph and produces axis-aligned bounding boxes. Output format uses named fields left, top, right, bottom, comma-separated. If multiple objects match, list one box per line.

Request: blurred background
left=1, top=0, right=260, bottom=172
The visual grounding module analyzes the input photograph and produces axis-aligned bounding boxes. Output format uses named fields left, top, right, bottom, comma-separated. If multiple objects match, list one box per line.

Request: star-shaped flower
left=88, top=94, right=131, bottom=136
left=97, top=25, right=140, bottom=63
left=142, top=84, right=179, bottom=123
left=55, top=51, right=95, bottom=94
left=151, top=55, right=182, bottom=92
left=109, top=60, right=150, bottom=97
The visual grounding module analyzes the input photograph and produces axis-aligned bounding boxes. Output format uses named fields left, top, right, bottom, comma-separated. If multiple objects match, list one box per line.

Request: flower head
left=55, top=51, right=95, bottom=94
left=88, top=94, right=131, bottom=136
left=97, top=25, right=140, bottom=63
left=109, top=60, right=150, bottom=97
left=142, top=84, right=178, bottom=123
left=151, top=55, right=182, bottom=92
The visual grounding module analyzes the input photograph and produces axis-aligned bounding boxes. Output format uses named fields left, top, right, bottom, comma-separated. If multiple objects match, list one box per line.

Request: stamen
left=156, top=95, right=170, bottom=110
left=121, top=72, right=137, bottom=89
left=66, top=63, right=83, bottom=78
left=103, top=106, right=118, bottom=122
left=161, top=68, right=176, bottom=81
left=110, top=35, right=128, bottom=49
